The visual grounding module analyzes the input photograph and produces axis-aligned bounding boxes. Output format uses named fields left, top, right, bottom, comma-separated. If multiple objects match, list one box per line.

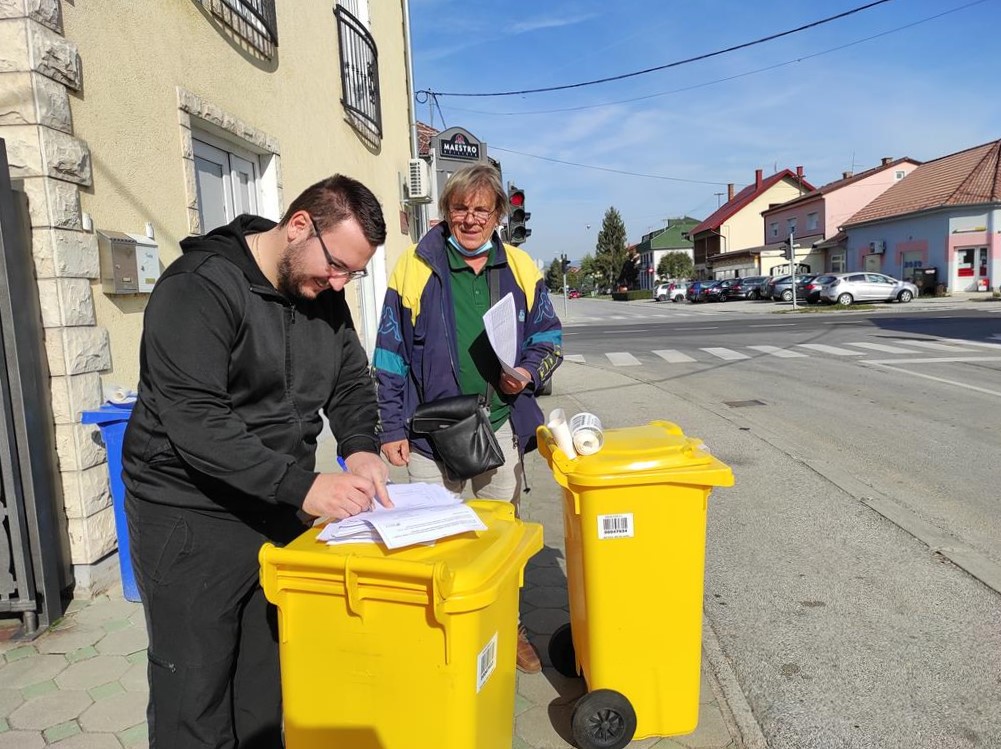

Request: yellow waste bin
left=537, top=420, right=734, bottom=749
left=259, top=500, right=542, bottom=749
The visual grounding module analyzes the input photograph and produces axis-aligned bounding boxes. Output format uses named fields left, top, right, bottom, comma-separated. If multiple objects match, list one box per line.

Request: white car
left=819, top=272, right=918, bottom=306
left=654, top=282, right=687, bottom=302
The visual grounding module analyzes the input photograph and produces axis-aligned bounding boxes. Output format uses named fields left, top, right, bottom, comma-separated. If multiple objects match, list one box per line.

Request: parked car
left=664, top=280, right=688, bottom=300
left=567, top=288, right=581, bottom=299
left=819, top=272, right=918, bottom=306
left=704, top=280, right=732, bottom=302
left=685, top=281, right=705, bottom=303
left=803, top=274, right=837, bottom=304
left=726, top=276, right=768, bottom=299
left=768, top=274, right=814, bottom=302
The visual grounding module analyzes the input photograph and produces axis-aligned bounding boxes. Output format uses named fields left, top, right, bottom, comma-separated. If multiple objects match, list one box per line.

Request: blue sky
left=408, top=0, right=1001, bottom=266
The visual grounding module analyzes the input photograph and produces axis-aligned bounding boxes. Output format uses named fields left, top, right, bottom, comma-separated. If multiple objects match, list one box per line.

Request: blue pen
left=337, top=456, right=348, bottom=472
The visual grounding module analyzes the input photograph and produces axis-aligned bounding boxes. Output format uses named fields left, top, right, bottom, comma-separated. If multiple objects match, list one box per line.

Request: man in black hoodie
left=122, top=175, right=391, bottom=748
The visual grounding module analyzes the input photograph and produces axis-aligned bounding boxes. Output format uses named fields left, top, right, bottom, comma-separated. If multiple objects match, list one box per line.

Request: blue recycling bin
left=80, top=402, right=139, bottom=601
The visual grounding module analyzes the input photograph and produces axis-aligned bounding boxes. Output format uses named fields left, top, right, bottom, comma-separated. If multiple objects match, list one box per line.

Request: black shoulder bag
left=409, top=268, right=505, bottom=481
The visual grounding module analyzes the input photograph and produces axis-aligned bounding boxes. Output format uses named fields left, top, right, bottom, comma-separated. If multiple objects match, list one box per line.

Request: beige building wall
left=0, top=0, right=415, bottom=590
left=721, top=179, right=806, bottom=252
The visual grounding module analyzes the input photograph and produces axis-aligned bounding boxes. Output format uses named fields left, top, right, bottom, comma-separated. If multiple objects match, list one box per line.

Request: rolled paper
left=547, top=408, right=578, bottom=459
left=570, top=412, right=604, bottom=456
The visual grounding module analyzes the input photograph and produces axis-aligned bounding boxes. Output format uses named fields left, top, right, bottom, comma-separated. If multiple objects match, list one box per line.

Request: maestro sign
left=437, top=130, right=481, bottom=161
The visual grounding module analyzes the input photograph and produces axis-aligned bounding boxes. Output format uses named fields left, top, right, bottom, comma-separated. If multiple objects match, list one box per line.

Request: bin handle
left=535, top=425, right=570, bottom=488
left=340, top=554, right=455, bottom=663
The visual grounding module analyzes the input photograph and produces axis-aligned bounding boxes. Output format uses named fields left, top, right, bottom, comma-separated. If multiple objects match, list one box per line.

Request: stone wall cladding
left=0, top=1, right=114, bottom=575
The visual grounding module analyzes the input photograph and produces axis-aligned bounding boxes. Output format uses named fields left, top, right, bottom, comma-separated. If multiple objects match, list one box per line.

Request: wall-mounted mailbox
left=98, top=230, right=161, bottom=294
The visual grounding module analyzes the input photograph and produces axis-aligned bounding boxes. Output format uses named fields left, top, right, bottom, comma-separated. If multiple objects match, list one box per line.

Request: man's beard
left=276, top=237, right=326, bottom=303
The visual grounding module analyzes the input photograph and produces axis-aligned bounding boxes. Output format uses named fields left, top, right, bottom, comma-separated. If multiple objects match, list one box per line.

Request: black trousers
left=126, top=495, right=301, bottom=749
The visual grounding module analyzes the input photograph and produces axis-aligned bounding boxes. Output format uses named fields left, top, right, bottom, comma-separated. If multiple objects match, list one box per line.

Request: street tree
left=657, top=252, right=694, bottom=281
left=545, top=258, right=562, bottom=292
left=594, top=207, right=627, bottom=291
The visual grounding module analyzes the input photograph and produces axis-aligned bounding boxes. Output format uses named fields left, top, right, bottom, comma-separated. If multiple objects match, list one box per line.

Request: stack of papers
left=315, top=483, right=487, bottom=549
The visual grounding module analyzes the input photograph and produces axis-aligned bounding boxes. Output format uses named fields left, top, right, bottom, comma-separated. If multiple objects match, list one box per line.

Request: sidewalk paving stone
left=78, top=690, right=147, bottom=733
left=8, top=690, right=92, bottom=730
left=42, top=720, right=81, bottom=742
left=56, top=655, right=130, bottom=690
left=0, top=730, right=44, bottom=748
left=0, top=654, right=69, bottom=689
left=94, top=628, right=147, bottom=657
left=51, top=733, right=126, bottom=749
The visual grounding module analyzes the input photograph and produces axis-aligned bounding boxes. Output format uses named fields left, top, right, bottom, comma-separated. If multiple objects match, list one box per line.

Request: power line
left=426, top=0, right=894, bottom=98
left=438, top=0, right=987, bottom=117
left=488, top=146, right=732, bottom=185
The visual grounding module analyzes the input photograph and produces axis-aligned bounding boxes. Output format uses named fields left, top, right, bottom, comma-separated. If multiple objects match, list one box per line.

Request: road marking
left=892, top=339, right=976, bottom=352
left=796, top=343, right=864, bottom=356
left=606, top=352, right=642, bottom=366
left=701, top=347, right=750, bottom=360
left=938, top=337, right=1001, bottom=350
left=846, top=341, right=922, bottom=354
left=862, top=356, right=1001, bottom=365
left=747, top=345, right=808, bottom=358
left=862, top=360, right=1001, bottom=397
left=653, top=349, right=697, bottom=363
left=676, top=326, right=719, bottom=331
left=564, top=354, right=585, bottom=363
left=748, top=323, right=795, bottom=328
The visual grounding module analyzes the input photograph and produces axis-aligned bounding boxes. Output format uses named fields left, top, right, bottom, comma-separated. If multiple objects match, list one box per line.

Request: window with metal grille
left=335, top=5, right=382, bottom=138
left=205, top=0, right=278, bottom=58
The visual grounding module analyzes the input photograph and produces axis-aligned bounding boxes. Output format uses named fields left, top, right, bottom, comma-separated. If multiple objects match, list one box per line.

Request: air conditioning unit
left=407, top=158, right=432, bottom=203
left=869, top=240, right=885, bottom=254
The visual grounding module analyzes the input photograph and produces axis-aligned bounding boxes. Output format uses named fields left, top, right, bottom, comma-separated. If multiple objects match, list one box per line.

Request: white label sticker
left=477, top=632, right=498, bottom=693
left=597, top=513, right=634, bottom=539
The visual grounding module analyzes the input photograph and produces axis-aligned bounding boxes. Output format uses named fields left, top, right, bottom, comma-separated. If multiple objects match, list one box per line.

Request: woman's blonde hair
left=438, top=163, right=507, bottom=220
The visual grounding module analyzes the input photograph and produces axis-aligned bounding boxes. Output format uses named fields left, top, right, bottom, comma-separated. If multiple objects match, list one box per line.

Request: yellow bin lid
left=260, top=501, right=543, bottom=616
left=539, top=420, right=734, bottom=489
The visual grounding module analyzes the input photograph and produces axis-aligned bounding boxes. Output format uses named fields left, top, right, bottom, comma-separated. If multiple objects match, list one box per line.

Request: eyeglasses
left=449, top=206, right=496, bottom=224
left=310, top=216, right=368, bottom=281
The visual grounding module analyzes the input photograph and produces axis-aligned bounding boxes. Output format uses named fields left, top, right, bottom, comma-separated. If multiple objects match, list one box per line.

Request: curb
left=702, top=611, right=769, bottom=749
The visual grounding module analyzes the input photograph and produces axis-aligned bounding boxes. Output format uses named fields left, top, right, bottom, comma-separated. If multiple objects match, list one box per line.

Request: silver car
left=819, top=272, right=918, bottom=306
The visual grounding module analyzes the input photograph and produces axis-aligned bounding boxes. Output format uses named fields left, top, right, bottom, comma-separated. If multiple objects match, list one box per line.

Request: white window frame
left=831, top=252, right=846, bottom=273
left=895, top=170, right=906, bottom=180
left=337, top=0, right=369, bottom=27
left=193, top=130, right=263, bottom=231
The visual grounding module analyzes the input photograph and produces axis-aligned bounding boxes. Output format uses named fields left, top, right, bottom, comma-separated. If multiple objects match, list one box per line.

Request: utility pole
left=714, top=192, right=724, bottom=208
left=787, top=230, right=801, bottom=310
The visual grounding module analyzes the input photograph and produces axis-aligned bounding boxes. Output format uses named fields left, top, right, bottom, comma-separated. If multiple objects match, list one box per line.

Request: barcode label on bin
left=597, top=513, right=634, bottom=539
left=477, top=632, right=498, bottom=693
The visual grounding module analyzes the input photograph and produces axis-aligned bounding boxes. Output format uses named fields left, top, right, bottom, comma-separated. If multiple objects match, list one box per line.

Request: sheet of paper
left=365, top=504, right=486, bottom=549
left=483, top=293, right=530, bottom=383
left=314, top=482, right=482, bottom=548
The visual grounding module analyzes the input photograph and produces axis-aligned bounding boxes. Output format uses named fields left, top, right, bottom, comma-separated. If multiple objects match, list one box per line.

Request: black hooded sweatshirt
left=122, top=214, right=380, bottom=518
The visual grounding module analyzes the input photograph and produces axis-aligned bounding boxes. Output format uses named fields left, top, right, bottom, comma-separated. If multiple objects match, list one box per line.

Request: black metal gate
left=0, top=138, right=71, bottom=635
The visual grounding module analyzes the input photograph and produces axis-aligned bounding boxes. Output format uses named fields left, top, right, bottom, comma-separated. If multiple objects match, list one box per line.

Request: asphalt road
left=543, top=296, right=1001, bottom=748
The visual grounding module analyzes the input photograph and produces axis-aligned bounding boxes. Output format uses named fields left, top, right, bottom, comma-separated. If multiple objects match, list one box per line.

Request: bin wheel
left=548, top=623, right=578, bottom=678
left=571, top=689, right=637, bottom=749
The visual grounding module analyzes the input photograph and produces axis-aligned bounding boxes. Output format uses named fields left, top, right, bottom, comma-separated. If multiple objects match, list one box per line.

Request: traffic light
left=507, top=185, right=531, bottom=246
left=561, top=254, right=570, bottom=273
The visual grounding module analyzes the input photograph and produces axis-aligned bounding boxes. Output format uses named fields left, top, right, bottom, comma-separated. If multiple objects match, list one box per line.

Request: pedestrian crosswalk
left=563, top=339, right=1001, bottom=367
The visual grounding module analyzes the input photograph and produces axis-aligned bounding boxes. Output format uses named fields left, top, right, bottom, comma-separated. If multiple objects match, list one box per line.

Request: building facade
left=0, top=0, right=416, bottom=591
left=842, top=139, right=1001, bottom=292
left=689, top=168, right=813, bottom=279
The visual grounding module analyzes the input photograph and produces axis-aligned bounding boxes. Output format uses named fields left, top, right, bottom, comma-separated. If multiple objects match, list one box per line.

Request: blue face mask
left=447, top=234, right=492, bottom=258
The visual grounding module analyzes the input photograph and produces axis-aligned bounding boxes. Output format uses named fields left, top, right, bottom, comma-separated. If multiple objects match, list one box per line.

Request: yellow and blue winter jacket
left=373, top=223, right=562, bottom=457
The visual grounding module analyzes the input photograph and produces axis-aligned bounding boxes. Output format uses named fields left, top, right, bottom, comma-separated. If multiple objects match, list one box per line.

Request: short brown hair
left=280, top=174, right=387, bottom=246
left=438, top=164, right=507, bottom=220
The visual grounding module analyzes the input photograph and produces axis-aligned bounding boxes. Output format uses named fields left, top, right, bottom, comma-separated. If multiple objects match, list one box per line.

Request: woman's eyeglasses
left=449, top=206, right=496, bottom=224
